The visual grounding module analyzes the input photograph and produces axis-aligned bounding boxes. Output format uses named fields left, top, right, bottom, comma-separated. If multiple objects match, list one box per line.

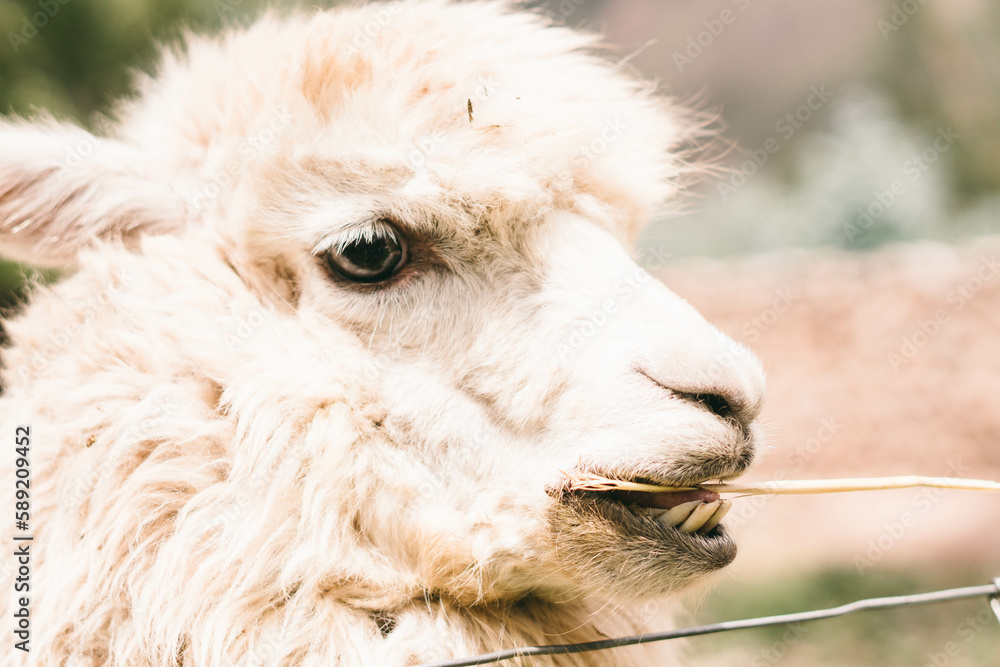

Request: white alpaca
left=0, top=1, right=764, bottom=664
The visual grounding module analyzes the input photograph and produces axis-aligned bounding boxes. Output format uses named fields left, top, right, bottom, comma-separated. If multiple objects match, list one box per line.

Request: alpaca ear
left=0, top=118, right=186, bottom=268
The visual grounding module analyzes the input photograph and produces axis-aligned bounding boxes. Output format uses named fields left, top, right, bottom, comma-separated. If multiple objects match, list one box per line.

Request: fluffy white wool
left=0, top=2, right=765, bottom=664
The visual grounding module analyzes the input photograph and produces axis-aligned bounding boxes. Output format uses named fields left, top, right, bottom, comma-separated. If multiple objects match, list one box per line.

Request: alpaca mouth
left=573, top=484, right=733, bottom=538
left=613, top=488, right=732, bottom=535
left=548, top=472, right=741, bottom=587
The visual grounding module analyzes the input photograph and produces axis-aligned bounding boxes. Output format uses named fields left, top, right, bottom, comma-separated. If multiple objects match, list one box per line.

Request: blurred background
left=1, top=0, right=998, bottom=664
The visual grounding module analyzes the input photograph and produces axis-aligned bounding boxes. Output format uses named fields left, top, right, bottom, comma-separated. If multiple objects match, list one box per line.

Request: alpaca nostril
left=638, top=370, right=747, bottom=424
left=693, top=392, right=733, bottom=421
left=678, top=391, right=734, bottom=421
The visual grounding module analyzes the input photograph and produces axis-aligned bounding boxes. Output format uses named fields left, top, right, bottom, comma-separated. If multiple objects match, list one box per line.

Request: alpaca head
left=0, top=0, right=764, bottom=614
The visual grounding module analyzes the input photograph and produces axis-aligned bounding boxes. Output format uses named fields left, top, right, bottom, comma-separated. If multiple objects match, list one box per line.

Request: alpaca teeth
left=697, top=500, right=732, bottom=535
left=657, top=500, right=703, bottom=527
left=678, top=500, right=721, bottom=534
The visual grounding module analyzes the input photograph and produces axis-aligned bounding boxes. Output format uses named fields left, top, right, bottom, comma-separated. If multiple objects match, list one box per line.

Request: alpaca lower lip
left=551, top=491, right=739, bottom=584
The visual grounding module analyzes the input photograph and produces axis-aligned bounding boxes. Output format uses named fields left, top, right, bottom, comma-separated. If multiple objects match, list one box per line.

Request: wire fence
left=418, top=578, right=1000, bottom=667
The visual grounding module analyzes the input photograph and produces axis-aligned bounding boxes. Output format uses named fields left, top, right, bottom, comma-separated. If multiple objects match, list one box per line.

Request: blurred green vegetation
left=0, top=0, right=304, bottom=307
left=0, top=259, right=32, bottom=311
left=687, top=566, right=1000, bottom=666
left=1, top=3, right=998, bottom=661
left=4, top=0, right=186, bottom=122
left=2, top=0, right=1000, bottom=293
left=877, top=3, right=1000, bottom=202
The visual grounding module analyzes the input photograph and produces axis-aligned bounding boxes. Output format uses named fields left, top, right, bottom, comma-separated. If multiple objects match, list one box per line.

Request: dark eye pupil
left=326, top=233, right=406, bottom=283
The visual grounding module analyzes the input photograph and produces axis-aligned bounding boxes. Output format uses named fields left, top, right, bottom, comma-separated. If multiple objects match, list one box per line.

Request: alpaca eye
left=323, top=226, right=408, bottom=283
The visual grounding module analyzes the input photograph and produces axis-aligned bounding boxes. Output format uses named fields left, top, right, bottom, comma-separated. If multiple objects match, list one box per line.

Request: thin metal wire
left=990, top=578, right=1000, bottom=625
left=417, top=580, right=1000, bottom=667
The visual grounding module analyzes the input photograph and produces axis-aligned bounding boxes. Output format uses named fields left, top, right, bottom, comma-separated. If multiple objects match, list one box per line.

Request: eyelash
left=317, top=218, right=410, bottom=285
left=326, top=221, right=397, bottom=254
